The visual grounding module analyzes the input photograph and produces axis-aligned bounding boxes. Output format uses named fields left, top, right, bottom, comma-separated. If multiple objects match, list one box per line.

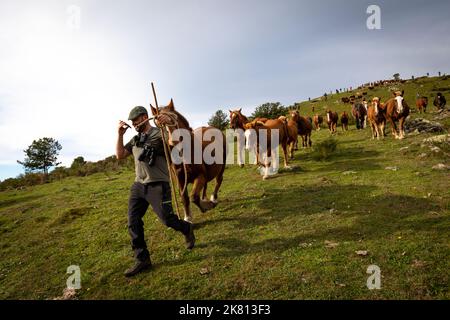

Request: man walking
left=116, top=106, right=195, bottom=277
left=434, top=93, right=447, bottom=111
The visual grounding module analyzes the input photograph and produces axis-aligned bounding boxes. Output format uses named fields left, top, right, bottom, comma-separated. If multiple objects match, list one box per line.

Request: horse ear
left=150, top=104, right=157, bottom=116
left=238, top=108, right=242, bottom=113
left=392, top=91, right=396, bottom=97
left=401, top=90, right=404, bottom=96
left=168, top=99, right=175, bottom=111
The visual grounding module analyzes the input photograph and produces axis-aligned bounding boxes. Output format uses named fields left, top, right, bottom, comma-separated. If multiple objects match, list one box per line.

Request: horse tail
left=281, top=118, right=289, bottom=143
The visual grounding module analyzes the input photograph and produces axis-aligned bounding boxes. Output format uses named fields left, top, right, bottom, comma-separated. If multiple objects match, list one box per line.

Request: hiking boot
left=184, top=223, right=195, bottom=250
left=124, top=258, right=152, bottom=277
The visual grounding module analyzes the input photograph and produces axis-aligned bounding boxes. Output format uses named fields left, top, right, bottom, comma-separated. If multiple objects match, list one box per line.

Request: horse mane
left=230, top=110, right=249, bottom=128
left=237, top=111, right=248, bottom=123
left=161, top=109, right=193, bottom=131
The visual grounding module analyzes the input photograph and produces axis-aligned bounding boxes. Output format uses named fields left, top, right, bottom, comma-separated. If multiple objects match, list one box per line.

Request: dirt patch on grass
left=51, top=207, right=93, bottom=225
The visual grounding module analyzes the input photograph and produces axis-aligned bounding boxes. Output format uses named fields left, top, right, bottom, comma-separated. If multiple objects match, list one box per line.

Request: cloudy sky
left=1, top=0, right=450, bottom=180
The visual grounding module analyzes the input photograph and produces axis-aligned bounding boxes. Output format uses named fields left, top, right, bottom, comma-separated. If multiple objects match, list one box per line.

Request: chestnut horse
left=229, top=109, right=268, bottom=166
left=313, top=114, right=323, bottom=131
left=326, top=110, right=339, bottom=134
left=244, top=118, right=290, bottom=180
left=416, top=96, right=428, bottom=114
left=367, top=97, right=386, bottom=140
left=280, top=115, right=297, bottom=159
left=384, top=91, right=410, bottom=139
left=151, top=100, right=226, bottom=223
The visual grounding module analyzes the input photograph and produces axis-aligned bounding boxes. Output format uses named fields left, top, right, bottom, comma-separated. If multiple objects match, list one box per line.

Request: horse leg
left=380, top=121, right=386, bottom=138
left=399, top=117, right=406, bottom=139
left=387, top=117, right=399, bottom=139
left=370, top=122, right=375, bottom=139
left=210, top=168, right=224, bottom=206
left=282, top=142, right=290, bottom=169
left=308, top=134, right=312, bottom=147
left=374, top=122, right=380, bottom=140
left=191, top=175, right=214, bottom=213
left=181, top=189, right=193, bottom=223
left=289, top=140, right=295, bottom=159
left=202, top=182, right=208, bottom=200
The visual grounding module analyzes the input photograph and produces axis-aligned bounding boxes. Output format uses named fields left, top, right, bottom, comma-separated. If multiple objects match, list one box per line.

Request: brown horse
left=280, top=115, right=298, bottom=159
left=340, top=111, right=349, bottom=131
left=384, top=91, right=410, bottom=139
left=326, top=110, right=339, bottom=134
left=351, top=102, right=367, bottom=130
left=151, top=100, right=226, bottom=223
left=229, top=109, right=268, bottom=129
left=229, top=109, right=269, bottom=166
left=290, top=110, right=312, bottom=148
left=416, top=96, right=428, bottom=114
left=229, top=109, right=248, bottom=130
left=367, top=97, right=386, bottom=140
left=244, top=118, right=290, bottom=179
left=313, top=114, right=323, bottom=131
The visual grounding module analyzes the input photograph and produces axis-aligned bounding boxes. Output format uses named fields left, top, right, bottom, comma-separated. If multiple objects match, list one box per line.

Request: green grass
left=0, top=77, right=449, bottom=300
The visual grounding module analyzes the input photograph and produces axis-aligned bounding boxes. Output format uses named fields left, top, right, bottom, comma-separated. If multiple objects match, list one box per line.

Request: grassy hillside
left=0, top=77, right=449, bottom=300
left=297, top=75, right=450, bottom=120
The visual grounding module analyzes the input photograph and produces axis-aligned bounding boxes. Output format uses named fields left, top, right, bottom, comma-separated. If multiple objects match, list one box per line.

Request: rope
left=150, top=84, right=184, bottom=221
left=154, top=111, right=189, bottom=197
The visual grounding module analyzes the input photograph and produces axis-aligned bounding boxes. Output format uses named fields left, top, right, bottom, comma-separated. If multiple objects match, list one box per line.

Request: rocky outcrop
left=405, top=118, right=445, bottom=134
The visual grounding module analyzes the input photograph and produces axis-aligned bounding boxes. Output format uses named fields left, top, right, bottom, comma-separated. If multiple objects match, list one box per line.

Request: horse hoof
left=184, top=217, right=193, bottom=223
left=210, top=195, right=218, bottom=205
left=239, top=164, right=244, bottom=168
left=200, top=200, right=214, bottom=212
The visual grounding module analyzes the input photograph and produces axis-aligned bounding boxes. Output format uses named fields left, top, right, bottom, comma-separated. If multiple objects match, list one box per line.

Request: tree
left=393, top=73, right=400, bottom=81
left=251, top=102, right=287, bottom=119
left=17, top=137, right=62, bottom=178
left=71, top=156, right=86, bottom=169
left=208, top=110, right=229, bottom=130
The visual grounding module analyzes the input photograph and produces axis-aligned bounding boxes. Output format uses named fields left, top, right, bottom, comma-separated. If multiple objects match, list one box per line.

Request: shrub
left=311, top=138, right=338, bottom=161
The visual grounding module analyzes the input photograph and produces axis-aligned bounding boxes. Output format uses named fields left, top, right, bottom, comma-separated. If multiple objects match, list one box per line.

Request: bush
left=0, top=154, right=134, bottom=191
left=50, top=166, right=70, bottom=181
left=311, top=138, right=338, bottom=161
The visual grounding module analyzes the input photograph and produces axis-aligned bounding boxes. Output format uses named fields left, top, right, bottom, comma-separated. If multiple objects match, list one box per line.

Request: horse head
left=290, top=110, right=300, bottom=122
left=391, top=90, right=405, bottom=114
left=151, top=99, right=192, bottom=130
left=229, top=108, right=247, bottom=130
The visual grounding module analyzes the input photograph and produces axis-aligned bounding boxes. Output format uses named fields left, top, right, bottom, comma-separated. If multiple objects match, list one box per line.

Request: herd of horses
left=151, top=89, right=444, bottom=222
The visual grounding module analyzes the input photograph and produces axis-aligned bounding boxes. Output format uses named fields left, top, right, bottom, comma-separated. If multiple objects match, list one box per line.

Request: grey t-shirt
left=125, top=127, right=169, bottom=184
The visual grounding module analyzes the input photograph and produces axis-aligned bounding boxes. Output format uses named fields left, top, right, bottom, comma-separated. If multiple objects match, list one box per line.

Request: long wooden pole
left=151, top=82, right=182, bottom=220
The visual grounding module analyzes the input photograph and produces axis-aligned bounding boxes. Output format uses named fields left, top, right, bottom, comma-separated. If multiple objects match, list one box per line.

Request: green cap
left=128, top=106, right=148, bottom=121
